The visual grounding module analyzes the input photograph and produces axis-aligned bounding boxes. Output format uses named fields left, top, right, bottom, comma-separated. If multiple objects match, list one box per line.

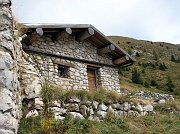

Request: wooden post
left=76, top=27, right=94, bottom=42
left=113, top=55, right=130, bottom=65
left=98, top=44, right=115, bottom=55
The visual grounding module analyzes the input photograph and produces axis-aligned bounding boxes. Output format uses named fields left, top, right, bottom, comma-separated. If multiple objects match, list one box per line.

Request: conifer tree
left=132, top=68, right=143, bottom=84
left=166, top=77, right=175, bottom=92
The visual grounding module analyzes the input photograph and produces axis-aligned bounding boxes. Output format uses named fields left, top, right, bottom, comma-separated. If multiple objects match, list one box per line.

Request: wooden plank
left=86, top=64, right=101, bottom=68
left=87, top=68, right=97, bottom=90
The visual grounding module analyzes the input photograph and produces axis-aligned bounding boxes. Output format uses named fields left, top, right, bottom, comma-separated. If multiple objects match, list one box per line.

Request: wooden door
left=87, top=68, right=97, bottom=90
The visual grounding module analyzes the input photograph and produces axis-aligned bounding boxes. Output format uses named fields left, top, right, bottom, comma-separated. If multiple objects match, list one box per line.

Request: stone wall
left=0, top=1, right=21, bottom=133
left=27, top=96, right=154, bottom=122
left=28, top=32, right=113, bottom=65
left=24, top=32, right=120, bottom=90
left=28, top=54, right=120, bottom=91
left=97, top=67, right=120, bottom=91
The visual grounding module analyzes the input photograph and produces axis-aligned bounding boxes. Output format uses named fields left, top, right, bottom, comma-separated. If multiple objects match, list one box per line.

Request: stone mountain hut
left=21, top=24, right=135, bottom=91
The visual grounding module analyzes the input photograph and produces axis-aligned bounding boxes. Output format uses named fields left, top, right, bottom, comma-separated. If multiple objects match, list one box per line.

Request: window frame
left=57, top=65, right=69, bottom=78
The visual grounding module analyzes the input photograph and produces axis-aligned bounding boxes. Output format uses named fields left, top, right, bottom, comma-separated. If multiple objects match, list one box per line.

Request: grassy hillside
left=109, top=36, right=180, bottom=95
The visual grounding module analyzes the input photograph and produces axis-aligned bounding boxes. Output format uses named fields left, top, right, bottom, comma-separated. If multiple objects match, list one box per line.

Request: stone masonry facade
left=25, top=32, right=120, bottom=91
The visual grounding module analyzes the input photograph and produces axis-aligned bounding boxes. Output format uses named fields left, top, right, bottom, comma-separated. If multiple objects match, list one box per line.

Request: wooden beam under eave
left=98, top=44, right=115, bottom=55
left=76, top=28, right=94, bottom=42
left=52, top=28, right=72, bottom=42
left=113, top=55, right=130, bottom=65
left=22, top=32, right=38, bottom=45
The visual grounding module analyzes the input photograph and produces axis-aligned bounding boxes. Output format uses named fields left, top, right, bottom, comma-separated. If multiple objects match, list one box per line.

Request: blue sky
left=11, top=0, right=180, bottom=44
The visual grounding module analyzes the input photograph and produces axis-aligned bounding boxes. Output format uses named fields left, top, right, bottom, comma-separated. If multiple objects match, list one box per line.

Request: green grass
left=40, top=82, right=131, bottom=105
left=18, top=82, right=180, bottom=134
left=18, top=113, right=180, bottom=134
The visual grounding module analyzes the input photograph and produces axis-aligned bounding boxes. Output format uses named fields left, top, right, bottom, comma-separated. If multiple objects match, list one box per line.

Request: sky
left=11, top=0, right=180, bottom=44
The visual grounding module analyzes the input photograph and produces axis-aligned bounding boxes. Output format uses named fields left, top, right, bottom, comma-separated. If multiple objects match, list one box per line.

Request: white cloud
left=11, top=0, right=180, bottom=44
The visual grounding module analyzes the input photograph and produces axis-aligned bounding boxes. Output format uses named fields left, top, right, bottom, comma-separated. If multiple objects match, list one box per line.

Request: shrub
left=131, top=68, right=143, bottom=84
left=166, top=77, right=175, bottom=92
left=171, top=54, right=176, bottom=62
left=18, top=116, right=42, bottom=134
left=159, top=62, right=167, bottom=71
left=178, top=47, right=180, bottom=51
left=144, top=81, right=150, bottom=88
left=150, top=79, right=158, bottom=87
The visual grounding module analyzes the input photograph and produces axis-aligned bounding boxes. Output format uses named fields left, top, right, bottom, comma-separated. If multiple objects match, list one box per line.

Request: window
left=58, top=65, right=69, bottom=78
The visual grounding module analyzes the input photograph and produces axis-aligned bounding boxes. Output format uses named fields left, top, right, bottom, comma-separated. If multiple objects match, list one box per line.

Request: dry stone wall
left=27, top=96, right=154, bottom=122
left=0, top=1, right=21, bottom=133
left=25, top=32, right=120, bottom=90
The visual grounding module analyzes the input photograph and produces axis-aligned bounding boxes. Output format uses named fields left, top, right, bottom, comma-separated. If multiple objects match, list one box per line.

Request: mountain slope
left=109, top=36, right=180, bottom=95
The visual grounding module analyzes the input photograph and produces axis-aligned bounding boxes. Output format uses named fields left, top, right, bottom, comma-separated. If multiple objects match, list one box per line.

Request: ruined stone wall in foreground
left=0, top=1, right=41, bottom=133
left=0, top=0, right=21, bottom=133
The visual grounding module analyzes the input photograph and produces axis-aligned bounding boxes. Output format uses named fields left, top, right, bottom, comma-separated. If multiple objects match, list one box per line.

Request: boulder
left=26, top=110, right=39, bottom=118
left=0, top=129, right=14, bottom=134
left=128, top=111, right=139, bottom=117
left=52, top=100, right=61, bottom=107
left=80, top=105, right=88, bottom=116
left=0, top=58, right=6, bottom=69
left=0, top=89, right=13, bottom=113
left=158, top=99, right=166, bottom=104
left=143, top=104, right=153, bottom=112
left=107, top=106, right=114, bottom=113
left=0, top=113, right=18, bottom=132
left=92, top=101, right=99, bottom=109
left=88, top=115, right=100, bottom=122
left=52, top=108, right=67, bottom=116
left=49, top=107, right=62, bottom=113
left=97, top=110, right=107, bottom=119
left=111, top=103, right=123, bottom=110
left=136, top=104, right=143, bottom=112
left=68, top=96, right=80, bottom=103
left=69, top=112, right=84, bottom=120
left=140, top=111, right=148, bottom=116
left=98, top=103, right=108, bottom=111
left=54, top=114, right=65, bottom=121
left=81, top=100, right=92, bottom=106
left=35, top=98, right=43, bottom=110
left=88, top=107, right=94, bottom=116
left=67, top=103, right=79, bottom=112
left=123, top=102, right=130, bottom=111
left=114, top=111, right=124, bottom=117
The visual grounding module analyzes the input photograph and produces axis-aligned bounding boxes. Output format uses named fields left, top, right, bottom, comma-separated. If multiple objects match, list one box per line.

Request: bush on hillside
left=131, top=68, right=143, bottom=84
left=166, top=77, right=175, bottom=92
left=144, top=81, right=150, bottom=88
left=171, top=55, right=176, bottom=62
left=150, top=79, right=158, bottom=87
left=178, top=47, right=180, bottom=51
left=159, top=62, right=167, bottom=71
